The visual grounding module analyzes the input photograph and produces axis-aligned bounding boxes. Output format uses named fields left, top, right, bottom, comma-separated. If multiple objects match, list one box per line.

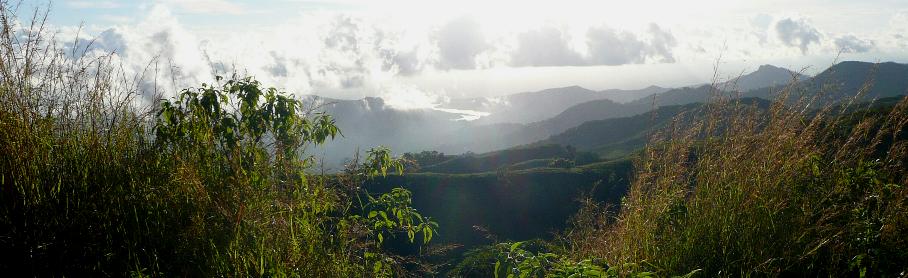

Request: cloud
left=646, top=24, right=677, bottom=63
left=889, top=11, right=908, bottom=48
left=65, top=28, right=128, bottom=58
left=62, top=5, right=216, bottom=102
left=772, top=17, right=821, bottom=54
left=158, top=0, right=247, bottom=15
left=434, top=16, right=489, bottom=70
left=510, top=26, right=586, bottom=67
left=379, top=84, right=443, bottom=110
left=379, top=84, right=490, bottom=118
left=374, top=26, right=430, bottom=76
left=53, top=4, right=687, bottom=102
left=748, top=14, right=773, bottom=45
left=511, top=23, right=677, bottom=67
left=54, top=4, right=692, bottom=105
left=586, top=26, right=647, bottom=65
left=195, top=12, right=427, bottom=94
left=380, top=47, right=422, bottom=75
left=192, top=11, right=439, bottom=96
left=265, top=51, right=289, bottom=77
left=895, top=34, right=908, bottom=48
left=317, top=15, right=370, bottom=89
left=834, top=35, right=875, bottom=53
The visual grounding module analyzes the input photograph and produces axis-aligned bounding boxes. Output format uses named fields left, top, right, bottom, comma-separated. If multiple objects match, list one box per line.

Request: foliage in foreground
left=463, top=73, right=908, bottom=277
left=0, top=6, right=437, bottom=275
left=561, top=79, right=908, bottom=276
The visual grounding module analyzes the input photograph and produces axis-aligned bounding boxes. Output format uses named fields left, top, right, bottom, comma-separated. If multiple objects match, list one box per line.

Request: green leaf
left=495, top=262, right=502, bottom=278
left=510, top=242, right=524, bottom=253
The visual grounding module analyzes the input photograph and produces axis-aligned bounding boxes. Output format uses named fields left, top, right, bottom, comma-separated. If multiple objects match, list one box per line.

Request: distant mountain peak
left=719, top=64, right=804, bottom=91
left=537, top=85, right=593, bottom=93
left=757, top=64, right=783, bottom=70
left=751, top=64, right=800, bottom=76
left=643, top=85, right=665, bottom=90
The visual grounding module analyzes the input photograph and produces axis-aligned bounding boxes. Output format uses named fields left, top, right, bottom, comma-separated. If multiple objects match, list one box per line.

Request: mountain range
left=442, top=85, right=668, bottom=125
left=309, top=61, right=908, bottom=168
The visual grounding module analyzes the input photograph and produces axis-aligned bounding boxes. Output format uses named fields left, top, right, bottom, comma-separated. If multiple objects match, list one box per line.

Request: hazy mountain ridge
left=743, top=61, right=908, bottom=101
left=310, top=97, right=472, bottom=168
left=434, top=85, right=714, bottom=154
left=433, top=61, right=908, bottom=155
left=441, top=85, right=668, bottom=124
left=307, top=85, right=667, bottom=163
left=806, top=61, right=908, bottom=100
left=537, top=98, right=773, bottom=158
left=309, top=61, right=907, bottom=167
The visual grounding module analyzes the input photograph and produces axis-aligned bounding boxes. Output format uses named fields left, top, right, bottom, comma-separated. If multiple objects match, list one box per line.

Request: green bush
left=0, top=6, right=437, bottom=275
left=565, top=83, right=908, bottom=276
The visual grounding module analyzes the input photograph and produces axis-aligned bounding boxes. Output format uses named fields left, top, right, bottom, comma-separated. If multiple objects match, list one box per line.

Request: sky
left=14, top=0, right=908, bottom=109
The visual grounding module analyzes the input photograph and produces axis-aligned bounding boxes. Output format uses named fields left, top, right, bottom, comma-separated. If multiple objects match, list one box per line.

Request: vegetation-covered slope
left=474, top=85, right=908, bottom=277
left=538, top=99, right=773, bottom=158
left=421, top=144, right=578, bottom=173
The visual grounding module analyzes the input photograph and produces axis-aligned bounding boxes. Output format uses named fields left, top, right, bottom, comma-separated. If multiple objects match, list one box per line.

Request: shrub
left=565, top=72, right=908, bottom=276
left=0, top=5, right=436, bottom=276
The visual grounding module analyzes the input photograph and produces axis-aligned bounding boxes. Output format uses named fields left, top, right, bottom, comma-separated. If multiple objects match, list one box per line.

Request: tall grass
left=0, top=4, right=433, bottom=276
left=565, top=65, right=908, bottom=276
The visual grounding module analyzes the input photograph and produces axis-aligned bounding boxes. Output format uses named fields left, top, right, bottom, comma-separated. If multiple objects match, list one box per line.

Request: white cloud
left=510, top=26, right=585, bottom=67
left=834, top=35, right=875, bottom=53
left=65, top=5, right=215, bottom=102
left=434, top=16, right=489, bottom=70
left=645, top=24, right=678, bottom=63
left=379, top=83, right=489, bottom=120
left=379, top=83, right=443, bottom=110
left=188, top=11, right=441, bottom=98
left=772, top=17, right=822, bottom=54
left=586, top=26, right=648, bottom=65
left=889, top=10, right=908, bottom=48
left=510, top=23, right=678, bottom=67
left=49, top=3, right=907, bottom=102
